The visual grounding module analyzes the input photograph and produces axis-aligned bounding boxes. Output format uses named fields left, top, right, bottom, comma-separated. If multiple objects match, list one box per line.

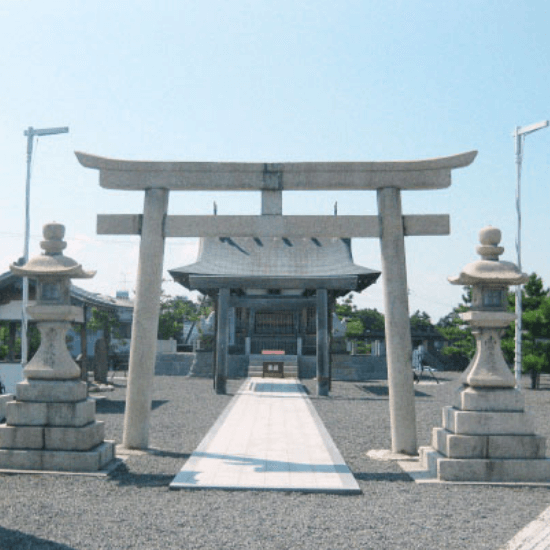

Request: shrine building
left=170, top=234, right=380, bottom=379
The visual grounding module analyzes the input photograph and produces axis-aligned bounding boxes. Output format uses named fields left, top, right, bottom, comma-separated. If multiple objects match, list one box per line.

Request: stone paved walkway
left=501, top=506, right=550, bottom=550
left=170, top=377, right=361, bottom=493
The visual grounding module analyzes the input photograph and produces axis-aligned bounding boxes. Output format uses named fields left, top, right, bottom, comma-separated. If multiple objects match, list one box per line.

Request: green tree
left=501, top=274, right=550, bottom=377
left=335, top=296, right=385, bottom=331
left=335, top=296, right=384, bottom=354
left=345, top=318, right=364, bottom=340
left=356, top=308, right=385, bottom=332
left=335, top=295, right=356, bottom=319
left=436, top=289, right=475, bottom=366
left=410, top=310, right=433, bottom=331
left=87, top=308, right=122, bottom=351
left=0, top=322, right=9, bottom=360
left=157, top=295, right=212, bottom=340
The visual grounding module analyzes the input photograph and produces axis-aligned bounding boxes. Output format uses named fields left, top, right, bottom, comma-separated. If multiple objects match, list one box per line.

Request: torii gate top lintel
left=75, top=150, right=477, bottom=191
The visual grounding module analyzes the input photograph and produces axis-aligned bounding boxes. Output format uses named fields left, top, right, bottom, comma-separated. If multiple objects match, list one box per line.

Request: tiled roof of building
left=170, top=237, right=380, bottom=292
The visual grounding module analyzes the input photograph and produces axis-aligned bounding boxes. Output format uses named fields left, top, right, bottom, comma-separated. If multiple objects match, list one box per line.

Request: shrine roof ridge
left=75, top=150, right=477, bottom=191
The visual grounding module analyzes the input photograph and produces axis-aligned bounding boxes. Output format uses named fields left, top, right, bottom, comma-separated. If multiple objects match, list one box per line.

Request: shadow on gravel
left=147, top=449, right=192, bottom=459
left=95, top=399, right=169, bottom=414
left=110, top=463, right=176, bottom=488
left=354, top=471, right=413, bottom=482
left=356, top=385, right=431, bottom=398
left=0, top=526, right=77, bottom=549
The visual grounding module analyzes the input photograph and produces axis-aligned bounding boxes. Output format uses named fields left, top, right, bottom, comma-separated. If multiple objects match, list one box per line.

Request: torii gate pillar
left=378, top=187, right=416, bottom=454
left=122, top=188, right=169, bottom=450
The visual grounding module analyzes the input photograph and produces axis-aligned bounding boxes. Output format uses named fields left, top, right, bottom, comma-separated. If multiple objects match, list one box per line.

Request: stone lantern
left=0, top=223, right=115, bottom=472
left=414, top=227, right=550, bottom=482
left=11, top=222, right=94, bottom=380
left=449, top=225, right=525, bottom=390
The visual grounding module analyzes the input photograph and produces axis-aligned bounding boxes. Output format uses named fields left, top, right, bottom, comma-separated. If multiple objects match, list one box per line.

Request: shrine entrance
left=77, top=150, right=477, bottom=455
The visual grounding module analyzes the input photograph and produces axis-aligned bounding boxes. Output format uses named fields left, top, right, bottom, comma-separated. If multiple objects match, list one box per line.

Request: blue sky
left=1, top=1, right=549, bottom=321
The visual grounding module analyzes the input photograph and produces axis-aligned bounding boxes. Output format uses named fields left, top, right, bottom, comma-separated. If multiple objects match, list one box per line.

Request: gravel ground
left=1, top=372, right=550, bottom=550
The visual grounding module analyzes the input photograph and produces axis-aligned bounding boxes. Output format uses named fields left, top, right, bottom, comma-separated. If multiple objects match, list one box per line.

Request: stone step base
left=454, top=387, right=525, bottom=412
left=6, top=398, right=96, bottom=428
left=420, top=446, right=550, bottom=482
left=248, top=365, right=298, bottom=378
left=16, top=379, right=87, bottom=403
left=0, top=440, right=115, bottom=472
left=442, top=406, right=535, bottom=436
left=432, top=427, right=546, bottom=459
left=248, top=354, right=298, bottom=378
left=0, top=421, right=106, bottom=451
left=0, top=395, right=13, bottom=422
left=248, top=354, right=298, bottom=364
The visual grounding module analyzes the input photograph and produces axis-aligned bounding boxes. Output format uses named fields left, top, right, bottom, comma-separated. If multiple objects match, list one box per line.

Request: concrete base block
left=443, top=406, right=535, bottom=435
left=0, top=424, right=44, bottom=449
left=46, top=400, right=96, bottom=427
left=0, top=441, right=116, bottom=472
left=0, top=395, right=14, bottom=421
left=433, top=427, right=486, bottom=458
left=7, top=399, right=96, bottom=427
left=16, top=380, right=87, bottom=403
left=45, top=422, right=105, bottom=451
left=433, top=427, right=546, bottom=459
left=6, top=402, right=47, bottom=425
left=454, top=386, right=524, bottom=412
left=437, top=455, right=550, bottom=482
left=488, top=434, right=546, bottom=459
left=419, top=446, right=439, bottom=471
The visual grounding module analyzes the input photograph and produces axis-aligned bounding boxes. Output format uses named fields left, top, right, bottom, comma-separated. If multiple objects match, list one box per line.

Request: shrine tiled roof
left=169, top=237, right=380, bottom=292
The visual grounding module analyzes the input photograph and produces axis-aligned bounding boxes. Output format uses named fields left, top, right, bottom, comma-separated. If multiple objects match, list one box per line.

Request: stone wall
left=154, top=353, right=194, bottom=376
left=331, top=354, right=387, bottom=381
left=154, top=352, right=388, bottom=381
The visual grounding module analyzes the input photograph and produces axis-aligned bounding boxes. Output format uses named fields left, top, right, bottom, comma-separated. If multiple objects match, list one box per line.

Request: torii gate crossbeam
left=77, top=150, right=477, bottom=455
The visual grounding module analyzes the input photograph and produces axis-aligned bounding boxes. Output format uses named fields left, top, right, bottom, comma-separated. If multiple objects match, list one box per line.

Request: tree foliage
left=157, top=295, right=212, bottom=340
left=436, top=291, right=476, bottom=362
left=335, top=295, right=385, bottom=336
left=501, top=273, right=550, bottom=374
left=87, top=308, right=122, bottom=349
left=410, top=310, right=433, bottom=331
left=437, top=274, right=550, bottom=374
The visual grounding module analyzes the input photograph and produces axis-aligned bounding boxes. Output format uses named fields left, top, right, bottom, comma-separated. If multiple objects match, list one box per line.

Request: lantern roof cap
left=10, top=222, right=95, bottom=279
left=448, top=226, right=528, bottom=286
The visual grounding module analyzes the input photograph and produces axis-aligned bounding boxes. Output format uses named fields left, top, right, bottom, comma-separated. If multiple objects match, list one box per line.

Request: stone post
left=122, top=188, right=169, bottom=450
left=215, top=288, right=230, bottom=394
left=377, top=187, right=417, bottom=455
left=79, top=309, right=88, bottom=382
left=316, top=288, right=329, bottom=396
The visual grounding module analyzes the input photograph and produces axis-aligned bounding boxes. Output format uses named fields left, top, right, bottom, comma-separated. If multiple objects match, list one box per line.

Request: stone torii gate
left=77, top=150, right=477, bottom=454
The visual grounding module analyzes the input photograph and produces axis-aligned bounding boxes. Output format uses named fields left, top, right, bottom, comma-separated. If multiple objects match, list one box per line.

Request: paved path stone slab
left=170, top=378, right=361, bottom=494
left=501, top=505, right=550, bottom=549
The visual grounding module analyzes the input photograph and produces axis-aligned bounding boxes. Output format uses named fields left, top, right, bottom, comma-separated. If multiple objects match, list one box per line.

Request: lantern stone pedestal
left=415, top=227, right=550, bottom=482
left=0, top=223, right=115, bottom=472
